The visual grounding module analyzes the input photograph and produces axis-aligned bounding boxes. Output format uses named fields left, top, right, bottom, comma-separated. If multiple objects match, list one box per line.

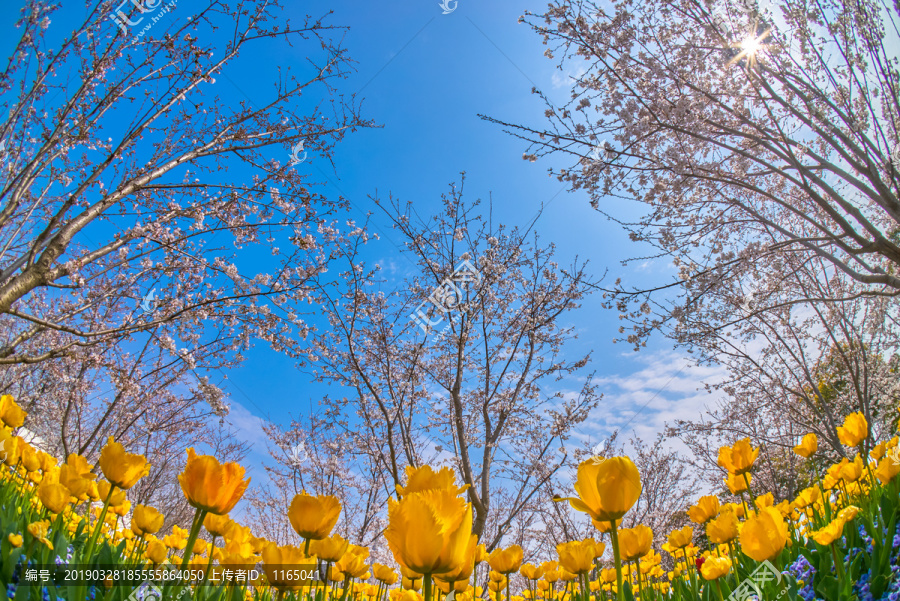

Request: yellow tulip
left=774, top=500, right=792, bottom=518
left=261, top=543, right=316, bottom=592
left=288, top=492, right=341, bottom=540
left=192, top=538, right=208, bottom=556
left=555, top=539, right=596, bottom=575
left=373, top=563, right=399, bottom=585
left=385, top=488, right=475, bottom=576
left=433, top=542, right=476, bottom=583
left=203, top=513, right=235, bottom=538
left=489, top=544, right=524, bottom=574
left=335, top=543, right=370, bottom=578
left=59, top=465, right=92, bottom=500
left=37, top=481, right=70, bottom=514
left=37, top=451, right=56, bottom=473
left=706, top=511, right=739, bottom=544
left=27, top=520, right=53, bottom=550
left=520, top=563, right=545, bottom=580
left=65, top=453, right=95, bottom=478
left=178, top=448, right=250, bottom=515
left=97, top=481, right=127, bottom=506
left=487, top=572, right=507, bottom=592
left=840, top=455, right=865, bottom=483
left=808, top=518, right=847, bottom=546
left=666, top=525, right=693, bottom=550
left=111, top=499, right=131, bottom=517
left=591, top=517, right=622, bottom=533
left=395, top=465, right=469, bottom=497
left=725, top=473, right=750, bottom=495
left=434, top=577, right=468, bottom=594
left=310, top=534, right=350, bottom=562
left=699, top=557, right=731, bottom=580
left=556, top=457, right=642, bottom=523
left=219, top=549, right=262, bottom=574
left=836, top=505, right=860, bottom=523
left=793, top=433, right=818, bottom=458
left=21, top=445, right=41, bottom=473
left=0, top=430, right=20, bottom=466
left=133, top=505, right=165, bottom=536
left=618, top=525, right=653, bottom=562
left=249, top=533, right=268, bottom=554
left=8, top=533, right=23, bottom=548
left=875, top=455, right=900, bottom=484
left=717, top=438, right=759, bottom=475
left=870, top=441, right=888, bottom=462
left=222, top=524, right=254, bottom=557
left=0, top=395, right=26, bottom=429
left=145, top=539, right=168, bottom=564
left=163, top=525, right=189, bottom=550
left=755, top=493, right=774, bottom=508
left=739, top=507, right=789, bottom=562
left=98, top=437, right=150, bottom=490
left=827, top=459, right=846, bottom=481
left=688, top=496, right=720, bottom=524
left=475, top=543, right=489, bottom=564
left=836, top=412, right=868, bottom=448
left=793, top=486, right=821, bottom=509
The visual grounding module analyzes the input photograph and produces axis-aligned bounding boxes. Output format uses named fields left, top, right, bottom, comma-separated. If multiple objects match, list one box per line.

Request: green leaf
left=870, top=573, right=889, bottom=599
left=814, top=574, right=839, bottom=601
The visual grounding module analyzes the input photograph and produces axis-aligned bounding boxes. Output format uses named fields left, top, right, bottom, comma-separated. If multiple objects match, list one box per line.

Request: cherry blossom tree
left=0, top=312, right=252, bottom=520
left=262, top=177, right=602, bottom=550
left=491, top=0, right=899, bottom=348
left=490, top=0, right=899, bottom=506
left=247, top=414, right=393, bottom=562
left=0, top=0, right=371, bottom=514
left=541, top=433, right=694, bottom=560
left=667, top=255, right=900, bottom=498
left=0, top=0, right=371, bottom=365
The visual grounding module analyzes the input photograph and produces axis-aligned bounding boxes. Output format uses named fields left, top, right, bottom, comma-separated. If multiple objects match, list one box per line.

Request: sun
left=729, top=28, right=771, bottom=67
left=741, top=35, right=763, bottom=55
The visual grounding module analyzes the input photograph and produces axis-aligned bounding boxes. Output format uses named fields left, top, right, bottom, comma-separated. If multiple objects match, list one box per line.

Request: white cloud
left=575, top=349, right=729, bottom=451
left=225, top=399, right=273, bottom=453
left=551, top=65, right=588, bottom=89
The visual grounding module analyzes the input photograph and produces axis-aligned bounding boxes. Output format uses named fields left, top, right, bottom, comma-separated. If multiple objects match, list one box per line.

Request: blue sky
left=0, top=0, right=726, bottom=485
left=205, top=1, right=727, bottom=482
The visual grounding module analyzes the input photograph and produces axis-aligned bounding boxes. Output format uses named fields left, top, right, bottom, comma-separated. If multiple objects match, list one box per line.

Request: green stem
left=609, top=521, right=624, bottom=601
left=167, top=507, right=207, bottom=601
left=634, top=561, right=643, bottom=600
left=682, top=547, right=696, bottom=595
left=830, top=542, right=845, bottom=585
left=180, top=508, right=207, bottom=570
left=425, top=574, right=434, bottom=601
left=713, top=579, right=725, bottom=601
left=195, top=535, right=218, bottom=600
left=741, top=472, right=755, bottom=506
left=339, top=575, right=352, bottom=601
left=82, top=484, right=116, bottom=563
left=727, top=542, right=742, bottom=591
